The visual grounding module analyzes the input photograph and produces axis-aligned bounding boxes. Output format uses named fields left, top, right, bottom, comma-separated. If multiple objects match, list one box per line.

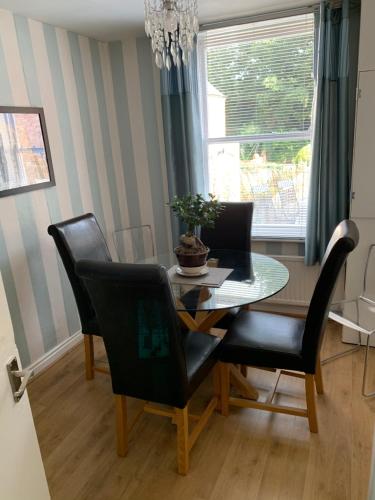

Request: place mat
left=168, top=265, right=233, bottom=288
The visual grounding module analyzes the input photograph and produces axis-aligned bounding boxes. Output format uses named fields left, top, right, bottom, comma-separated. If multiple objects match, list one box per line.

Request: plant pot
left=174, top=246, right=209, bottom=269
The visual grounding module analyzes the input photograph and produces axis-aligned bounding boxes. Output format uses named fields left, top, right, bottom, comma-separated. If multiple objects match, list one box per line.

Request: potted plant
left=169, top=193, right=223, bottom=273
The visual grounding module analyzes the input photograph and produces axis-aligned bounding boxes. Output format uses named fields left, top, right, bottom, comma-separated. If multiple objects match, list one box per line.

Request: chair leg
left=115, top=395, right=128, bottom=457
left=315, top=356, right=324, bottom=395
left=305, top=374, right=318, bottom=433
left=175, top=406, right=189, bottom=475
left=240, top=365, right=248, bottom=377
left=212, top=364, right=221, bottom=410
left=362, top=335, right=375, bottom=398
left=84, top=335, right=95, bottom=380
left=220, top=363, right=230, bottom=417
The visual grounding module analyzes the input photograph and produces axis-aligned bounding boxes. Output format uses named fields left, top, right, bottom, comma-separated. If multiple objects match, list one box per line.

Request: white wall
left=344, top=0, right=375, bottom=345
left=340, top=27, right=375, bottom=498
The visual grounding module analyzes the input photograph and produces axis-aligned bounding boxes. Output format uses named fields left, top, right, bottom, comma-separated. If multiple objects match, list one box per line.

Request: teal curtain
left=305, top=0, right=360, bottom=265
left=161, top=48, right=205, bottom=245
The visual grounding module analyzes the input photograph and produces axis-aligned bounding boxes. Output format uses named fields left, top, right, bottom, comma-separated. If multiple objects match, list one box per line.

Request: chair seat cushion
left=183, top=331, right=221, bottom=397
left=219, top=311, right=306, bottom=371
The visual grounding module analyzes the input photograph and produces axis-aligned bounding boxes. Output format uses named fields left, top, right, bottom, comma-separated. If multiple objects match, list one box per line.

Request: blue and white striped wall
left=0, top=7, right=305, bottom=369
left=0, top=8, right=172, bottom=367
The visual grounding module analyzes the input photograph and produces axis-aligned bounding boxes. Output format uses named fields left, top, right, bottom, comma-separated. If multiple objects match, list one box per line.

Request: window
left=198, top=14, right=315, bottom=238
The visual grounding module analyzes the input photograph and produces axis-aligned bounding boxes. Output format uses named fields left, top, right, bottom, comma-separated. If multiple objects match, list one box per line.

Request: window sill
left=252, top=237, right=305, bottom=243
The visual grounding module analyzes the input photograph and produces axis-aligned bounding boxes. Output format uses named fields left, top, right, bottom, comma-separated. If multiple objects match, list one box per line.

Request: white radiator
left=265, top=256, right=320, bottom=307
left=264, top=255, right=346, bottom=308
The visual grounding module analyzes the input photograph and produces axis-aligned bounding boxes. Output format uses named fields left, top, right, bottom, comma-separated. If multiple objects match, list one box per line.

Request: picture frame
left=0, top=106, right=55, bottom=198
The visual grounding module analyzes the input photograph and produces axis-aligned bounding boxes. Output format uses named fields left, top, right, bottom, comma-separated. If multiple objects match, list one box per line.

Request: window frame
left=197, top=10, right=316, bottom=241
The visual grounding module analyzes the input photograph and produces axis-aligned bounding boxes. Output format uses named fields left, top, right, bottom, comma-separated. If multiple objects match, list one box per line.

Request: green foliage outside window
left=207, top=34, right=314, bottom=165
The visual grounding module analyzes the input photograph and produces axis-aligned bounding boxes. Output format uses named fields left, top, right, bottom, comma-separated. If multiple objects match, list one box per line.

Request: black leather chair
left=218, top=220, right=359, bottom=432
left=201, top=201, right=254, bottom=252
left=76, top=260, right=221, bottom=475
left=48, top=213, right=112, bottom=380
left=201, top=202, right=254, bottom=331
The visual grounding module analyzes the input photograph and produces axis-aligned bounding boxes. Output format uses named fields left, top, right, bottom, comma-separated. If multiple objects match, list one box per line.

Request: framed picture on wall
left=0, top=106, right=55, bottom=198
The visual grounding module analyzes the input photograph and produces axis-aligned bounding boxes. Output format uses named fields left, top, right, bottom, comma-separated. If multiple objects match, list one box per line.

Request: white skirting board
left=27, top=330, right=83, bottom=377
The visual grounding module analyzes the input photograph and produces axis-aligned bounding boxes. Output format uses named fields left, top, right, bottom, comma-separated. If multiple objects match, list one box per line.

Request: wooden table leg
left=177, top=310, right=200, bottom=331
left=230, top=365, right=259, bottom=400
left=197, top=310, right=229, bottom=332
left=176, top=303, right=228, bottom=333
left=177, top=308, right=259, bottom=401
left=195, top=288, right=210, bottom=324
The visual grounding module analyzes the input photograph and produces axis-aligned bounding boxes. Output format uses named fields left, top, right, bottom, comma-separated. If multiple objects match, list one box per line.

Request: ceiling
left=0, top=0, right=311, bottom=41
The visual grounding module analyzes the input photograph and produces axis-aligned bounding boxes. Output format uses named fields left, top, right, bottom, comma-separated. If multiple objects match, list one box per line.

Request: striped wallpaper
left=0, top=7, right=304, bottom=369
left=0, top=8, right=172, bottom=367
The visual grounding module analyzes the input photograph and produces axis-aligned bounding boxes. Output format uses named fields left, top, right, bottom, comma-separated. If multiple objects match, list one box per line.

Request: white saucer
left=176, top=266, right=209, bottom=277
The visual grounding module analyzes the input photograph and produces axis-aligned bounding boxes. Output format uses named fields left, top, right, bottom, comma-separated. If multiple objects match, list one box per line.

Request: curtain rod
left=199, top=4, right=319, bottom=31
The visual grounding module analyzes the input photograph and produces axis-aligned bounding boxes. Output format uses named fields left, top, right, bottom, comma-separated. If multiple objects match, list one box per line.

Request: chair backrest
left=76, top=260, right=190, bottom=408
left=47, top=213, right=112, bottom=334
left=200, top=202, right=254, bottom=252
left=114, top=225, right=155, bottom=263
left=303, top=220, right=359, bottom=371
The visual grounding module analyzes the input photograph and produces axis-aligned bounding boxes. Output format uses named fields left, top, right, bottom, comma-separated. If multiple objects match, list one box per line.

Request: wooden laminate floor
left=29, top=323, right=375, bottom=500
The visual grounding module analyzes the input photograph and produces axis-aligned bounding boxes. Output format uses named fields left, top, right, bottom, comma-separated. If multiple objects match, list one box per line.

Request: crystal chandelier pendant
left=144, top=0, right=199, bottom=70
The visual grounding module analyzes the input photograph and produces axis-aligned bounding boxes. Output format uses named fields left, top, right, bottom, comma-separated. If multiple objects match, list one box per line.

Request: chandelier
left=144, top=0, right=199, bottom=70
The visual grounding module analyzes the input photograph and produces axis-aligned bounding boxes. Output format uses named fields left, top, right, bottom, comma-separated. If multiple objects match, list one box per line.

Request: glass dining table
left=137, top=249, right=289, bottom=401
left=138, top=249, right=289, bottom=327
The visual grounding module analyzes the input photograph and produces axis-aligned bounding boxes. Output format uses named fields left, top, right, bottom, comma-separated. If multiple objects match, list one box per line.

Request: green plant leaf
left=168, top=193, right=224, bottom=235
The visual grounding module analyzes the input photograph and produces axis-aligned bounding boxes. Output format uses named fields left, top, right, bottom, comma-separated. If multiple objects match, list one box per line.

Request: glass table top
left=137, top=250, right=289, bottom=312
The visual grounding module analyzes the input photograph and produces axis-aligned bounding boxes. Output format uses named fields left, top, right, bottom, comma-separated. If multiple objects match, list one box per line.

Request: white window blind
left=198, top=14, right=315, bottom=239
